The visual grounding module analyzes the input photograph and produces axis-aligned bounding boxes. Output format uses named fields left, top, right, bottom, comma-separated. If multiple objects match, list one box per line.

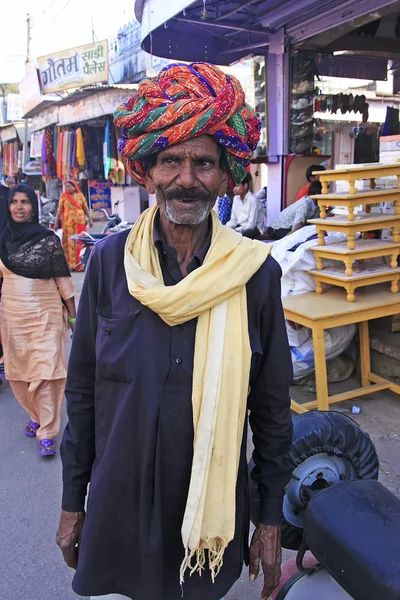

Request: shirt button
left=105, top=327, right=112, bottom=335
left=175, top=357, right=183, bottom=365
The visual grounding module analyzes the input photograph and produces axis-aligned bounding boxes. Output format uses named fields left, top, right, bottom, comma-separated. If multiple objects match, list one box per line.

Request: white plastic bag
left=272, top=226, right=356, bottom=379
left=290, top=324, right=356, bottom=380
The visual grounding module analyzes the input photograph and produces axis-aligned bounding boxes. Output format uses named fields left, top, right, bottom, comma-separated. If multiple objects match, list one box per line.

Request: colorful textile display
left=1, top=140, right=19, bottom=177
left=75, top=128, right=86, bottom=169
left=114, top=62, right=261, bottom=190
left=41, top=129, right=56, bottom=179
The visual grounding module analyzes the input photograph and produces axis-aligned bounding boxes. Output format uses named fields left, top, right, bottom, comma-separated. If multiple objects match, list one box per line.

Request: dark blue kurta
left=61, top=225, right=293, bottom=600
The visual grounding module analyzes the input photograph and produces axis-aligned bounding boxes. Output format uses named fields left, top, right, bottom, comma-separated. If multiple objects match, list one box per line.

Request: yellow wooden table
left=311, top=240, right=400, bottom=276
left=283, top=285, right=400, bottom=414
left=308, top=214, right=400, bottom=249
left=316, top=163, right=400, bottom=195
left=308, top=264, right=400, bottom=301
left=311, top=188, right=400, bottom=220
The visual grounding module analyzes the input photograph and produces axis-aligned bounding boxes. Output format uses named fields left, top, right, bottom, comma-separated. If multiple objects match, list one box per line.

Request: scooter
left=97, top=207, right=123, bottom=233
left=40, top=212, right=56, bottom=229
left=249, top=411, right=400, bottom=600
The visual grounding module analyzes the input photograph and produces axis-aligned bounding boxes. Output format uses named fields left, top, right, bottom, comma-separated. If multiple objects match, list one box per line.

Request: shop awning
left=0, top=122, right=31, bottom=143
left=135, top=0, right=400, bottom=65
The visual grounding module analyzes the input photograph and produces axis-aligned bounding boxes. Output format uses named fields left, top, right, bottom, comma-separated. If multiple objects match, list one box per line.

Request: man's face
left=144, top=135, right=228, bottom=226
left=233, top=183, right=247, bottom=197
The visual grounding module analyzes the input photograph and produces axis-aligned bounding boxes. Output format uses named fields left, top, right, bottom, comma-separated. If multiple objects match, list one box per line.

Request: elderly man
left=57, top=63, right=293, bottom=600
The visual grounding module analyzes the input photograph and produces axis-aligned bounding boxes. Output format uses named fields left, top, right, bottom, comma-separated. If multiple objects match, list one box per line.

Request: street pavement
left=0, top=271, right=266, bottom=600
left=2, top=268, right=399, bottom=600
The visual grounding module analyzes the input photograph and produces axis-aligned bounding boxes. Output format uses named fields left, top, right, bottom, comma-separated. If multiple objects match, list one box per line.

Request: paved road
left=0, top=272, right=269, bottom=600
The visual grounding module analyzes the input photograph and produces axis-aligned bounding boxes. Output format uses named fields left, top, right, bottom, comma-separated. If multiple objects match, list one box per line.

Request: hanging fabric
left=75, top=127, right=86, bottom=169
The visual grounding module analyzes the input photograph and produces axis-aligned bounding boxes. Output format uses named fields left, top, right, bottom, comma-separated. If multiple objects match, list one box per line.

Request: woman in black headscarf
left=0, top=184, right=76, bottom=457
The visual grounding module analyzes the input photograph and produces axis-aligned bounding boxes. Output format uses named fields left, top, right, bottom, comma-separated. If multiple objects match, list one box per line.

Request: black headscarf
left=0, top=184, right=70, bottom=279
left=0, top=183, right=8, bottom=232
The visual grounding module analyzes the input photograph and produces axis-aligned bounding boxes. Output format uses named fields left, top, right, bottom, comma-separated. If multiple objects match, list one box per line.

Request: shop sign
left=88, top=180, right=112, bottom=213
left=24, top=159, right=42, bottom=176
left=30, top=131, right=44, bottom=158
left=38, top=40, right=109, bottom=94
left=19, top=69, right=42, bottom=116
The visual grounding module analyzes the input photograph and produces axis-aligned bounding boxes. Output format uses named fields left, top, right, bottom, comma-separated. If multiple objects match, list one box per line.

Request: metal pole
left=22, top=13, right=31, bottom=170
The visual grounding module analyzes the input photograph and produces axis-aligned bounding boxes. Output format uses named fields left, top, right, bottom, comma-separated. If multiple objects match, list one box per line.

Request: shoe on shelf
left=291, top=125, right=313, bottom=140
left=292, top=81, right=314, bottom=95
left=291, top=114, right=314, bottom=126
left=291, top=97, right=313, bottom=110
left=295, top=139, right=313, bottom=154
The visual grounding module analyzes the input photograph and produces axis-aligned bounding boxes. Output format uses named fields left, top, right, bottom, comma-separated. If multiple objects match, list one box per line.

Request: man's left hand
left=249, top=524, right=282, bottom=599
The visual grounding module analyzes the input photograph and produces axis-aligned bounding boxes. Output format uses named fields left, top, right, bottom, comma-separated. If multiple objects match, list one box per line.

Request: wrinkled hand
left=56, top=510, right=85, bottom=569
left=249, top=524, right=282, bottom=599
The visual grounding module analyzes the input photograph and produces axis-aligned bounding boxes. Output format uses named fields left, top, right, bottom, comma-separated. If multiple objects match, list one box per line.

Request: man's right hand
left=56, top=510, right=85, bottom=569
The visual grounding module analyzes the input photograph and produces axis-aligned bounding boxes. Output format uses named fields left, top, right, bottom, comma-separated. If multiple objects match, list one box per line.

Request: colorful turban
left=114, top=62, right=261, bottom=190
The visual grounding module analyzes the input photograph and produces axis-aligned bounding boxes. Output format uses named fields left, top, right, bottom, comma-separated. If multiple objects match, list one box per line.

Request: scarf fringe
left=179, top=537, right=230, bottom=586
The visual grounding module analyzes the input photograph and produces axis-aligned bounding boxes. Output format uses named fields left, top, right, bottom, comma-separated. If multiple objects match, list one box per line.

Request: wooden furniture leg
left=346, top=285, right=355, bottom=302
left=349, top=179, right=356, bottom=194
left=316, top=256, right=323, bottom=270
left=369, top=178, right=376, bottom=190
left=348, top=206, right=355, bottom=221
left=391, top=253, right=398, bottom=268
left=393, top=227, right=400, bottom=243
left=320, top=204, right=327, bottom=218
left=345, top=258, right=353, bottom=277
left=318, top=229, right=325, bottom=246
left=316, top=280, right=323, bottom=294
left=347, top=233, right=356, bottom=250
left=395, top=199, right=400, bottom=215
left=391, top=277, right=399, bottom=294
left=313, top=327, right=329, bottom=410
left=321, top=181, right=329, bottom=195
left=359, top=320, right=371, bottom=388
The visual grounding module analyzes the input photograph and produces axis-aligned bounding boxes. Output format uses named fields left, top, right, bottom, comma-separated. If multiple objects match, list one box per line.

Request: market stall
left=29, top=85, right=142, bottom=221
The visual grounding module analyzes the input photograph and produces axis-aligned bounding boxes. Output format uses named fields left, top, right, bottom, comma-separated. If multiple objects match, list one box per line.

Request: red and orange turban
left=114, top=62, right=261, bottom=190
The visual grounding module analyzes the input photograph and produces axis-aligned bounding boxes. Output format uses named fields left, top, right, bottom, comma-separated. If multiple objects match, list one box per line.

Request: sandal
left=39, top=439, right=56, bottom=457
left=24, top=421, right=40, bottom=438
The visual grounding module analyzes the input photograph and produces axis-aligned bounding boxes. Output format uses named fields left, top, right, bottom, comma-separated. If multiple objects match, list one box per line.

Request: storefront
left=135, top=0, right=400, bottom=221
left=0, top=122, right=27, bottom=180
left=29, top=85, right=145, bottom=222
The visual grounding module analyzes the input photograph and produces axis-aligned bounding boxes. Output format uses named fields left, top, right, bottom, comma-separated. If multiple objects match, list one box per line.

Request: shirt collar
left=153, top=211, right=212, bottom=266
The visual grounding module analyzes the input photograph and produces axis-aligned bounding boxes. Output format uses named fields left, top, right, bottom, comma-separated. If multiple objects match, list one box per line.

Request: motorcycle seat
left=300, top=480, right=400, bottom=600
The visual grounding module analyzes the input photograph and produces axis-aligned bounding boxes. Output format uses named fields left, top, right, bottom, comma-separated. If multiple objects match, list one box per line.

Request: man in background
left=226, top=173, right=265, bottom=238
left=5, top=176, right=16, bottom=188
left=266, top=181, right=322, bottom=240
left=296, top=164, right=325, bottom=201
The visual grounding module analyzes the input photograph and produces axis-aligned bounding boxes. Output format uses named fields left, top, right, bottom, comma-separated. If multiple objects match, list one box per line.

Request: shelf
left=311, top=240, right=400, bottom=275
left=316, top=163, right=400, bottom=195
left=308, top=264, right=400, bottom=302
left=311, top=188, right=400, bottom=220
left=309, top=214, right=400, bottom=249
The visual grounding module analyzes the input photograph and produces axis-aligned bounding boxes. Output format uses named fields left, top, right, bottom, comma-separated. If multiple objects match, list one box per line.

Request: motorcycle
left=249, top=411, right=400, bottom=600
left=39, top=195, right=57, bottom=227
left=69, top=231, right=108, bottom=271
left=40, top=212, right=56, bottom=229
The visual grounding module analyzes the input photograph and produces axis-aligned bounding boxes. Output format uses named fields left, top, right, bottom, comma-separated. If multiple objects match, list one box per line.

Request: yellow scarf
left=124, top=205, right=271, bottom=582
